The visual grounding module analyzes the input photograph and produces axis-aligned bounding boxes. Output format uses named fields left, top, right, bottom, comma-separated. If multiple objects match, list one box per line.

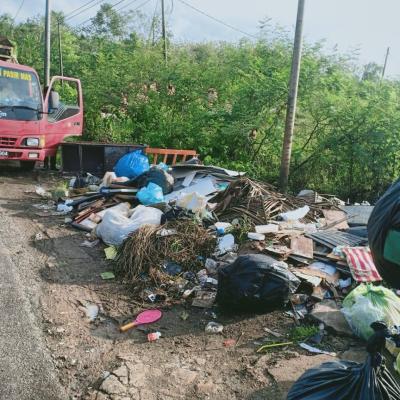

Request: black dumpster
left=61, top=141, right=147, bottom=176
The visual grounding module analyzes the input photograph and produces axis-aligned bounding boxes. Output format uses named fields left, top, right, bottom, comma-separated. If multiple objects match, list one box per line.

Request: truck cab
left=0, top=59, right=83, bottom=169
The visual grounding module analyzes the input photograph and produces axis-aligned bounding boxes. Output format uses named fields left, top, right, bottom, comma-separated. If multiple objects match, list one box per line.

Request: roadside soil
left=0, top=166, right=394, bottom=400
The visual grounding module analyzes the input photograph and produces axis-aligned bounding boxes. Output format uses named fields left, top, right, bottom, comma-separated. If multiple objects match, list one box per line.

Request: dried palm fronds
left=213, top=178, right=339, bottom=225
left=115, top=220, right=216, bottom=284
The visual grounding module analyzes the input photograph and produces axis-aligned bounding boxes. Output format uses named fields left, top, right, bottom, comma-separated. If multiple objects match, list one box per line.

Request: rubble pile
left=33, top=147, right=400, bottom=381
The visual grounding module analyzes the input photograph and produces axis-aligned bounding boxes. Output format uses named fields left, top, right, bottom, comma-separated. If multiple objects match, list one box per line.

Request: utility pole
left=57, top=19, right=64, bottom=79
left=381, top=47, right=390, bottom=81
left=161, top=0, right=167, bottom=63
left=279, top=0, right=306, bottom=192
left=44, top=0, right=51, bottom=87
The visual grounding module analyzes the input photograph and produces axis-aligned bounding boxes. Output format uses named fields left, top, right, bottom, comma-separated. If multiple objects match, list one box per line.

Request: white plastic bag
left=95, top=205, right=163, bottom=246
left=176, top=192, right=208, bottom=217
left=279, top=205, right=310, bottom=221
left=341, top=284, right=400, bottom=340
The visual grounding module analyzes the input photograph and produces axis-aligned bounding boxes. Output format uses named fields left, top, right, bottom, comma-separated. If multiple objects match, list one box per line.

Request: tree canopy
left=1, top=6, right=399, bottom=202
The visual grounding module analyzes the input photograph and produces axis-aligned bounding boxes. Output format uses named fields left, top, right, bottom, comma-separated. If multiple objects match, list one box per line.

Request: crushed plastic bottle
left=205, top=322, right=224, bottom=334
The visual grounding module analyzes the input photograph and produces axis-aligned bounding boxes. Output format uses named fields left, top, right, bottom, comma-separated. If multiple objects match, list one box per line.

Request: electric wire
left=176, top=0, right=258, bottom=39
left=13, top=0, right=25, bottom=21
left=75, top=0, right=132, bottom=27
left=76, top=0, right=151, bottom=28
left=64, top=0, right=99, bottom=18
left=65, top=0, right=107, bottom=21
left=147, top=0, right=159, bottom=42
left=116, top=0, right=151, bottom=13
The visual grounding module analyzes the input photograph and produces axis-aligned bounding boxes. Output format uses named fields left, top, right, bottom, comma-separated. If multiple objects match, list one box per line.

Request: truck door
left=41, top=76, right=83, bottom=155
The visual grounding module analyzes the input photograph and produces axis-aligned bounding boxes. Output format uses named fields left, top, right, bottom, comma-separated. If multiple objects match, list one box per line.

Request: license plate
left=0, top=151, right=9, bottom=157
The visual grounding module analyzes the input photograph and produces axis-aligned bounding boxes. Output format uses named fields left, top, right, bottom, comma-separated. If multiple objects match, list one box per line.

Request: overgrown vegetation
left=2, top=5, right=400, bottom=201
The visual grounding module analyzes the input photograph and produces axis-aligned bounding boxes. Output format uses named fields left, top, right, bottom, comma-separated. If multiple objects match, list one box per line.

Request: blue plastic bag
left=114, top=150, right=150, bottom=179
left=137, top=183, right=164, bottom=205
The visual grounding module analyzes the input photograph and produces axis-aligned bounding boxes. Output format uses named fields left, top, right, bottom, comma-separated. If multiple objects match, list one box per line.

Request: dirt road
left=0, top=167, right=371, bottom=400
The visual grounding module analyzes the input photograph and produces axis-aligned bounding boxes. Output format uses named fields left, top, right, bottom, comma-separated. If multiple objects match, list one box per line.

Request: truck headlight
left=26, top=138, right=39, bottom=146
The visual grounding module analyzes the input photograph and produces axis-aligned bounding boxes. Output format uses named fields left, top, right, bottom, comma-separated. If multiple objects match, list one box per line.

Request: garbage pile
left=34, top=148, right=400, bottom=372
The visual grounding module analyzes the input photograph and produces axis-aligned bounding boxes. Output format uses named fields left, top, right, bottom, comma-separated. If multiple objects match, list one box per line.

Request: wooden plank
left=290, top=236, right=314, bottom=259
left=322, top=210, right=349, bottom=230
left=145, top=148, right=197, bottom=156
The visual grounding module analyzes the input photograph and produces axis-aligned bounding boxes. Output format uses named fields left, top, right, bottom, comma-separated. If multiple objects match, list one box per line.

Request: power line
left=147, top=0, right=159, bottom=43
left=76, top=0, right=151, bottom=28
left=75, top=0, right=131, bottom=27
left=65, top=0, right=107, bottom=21
left=176, top=0, right=258, bottom=40
left=117, top=0, right=151, bottom=13
left=65, top=0, right=99, bottom=18
left=13, top=0, right=25, bottom=21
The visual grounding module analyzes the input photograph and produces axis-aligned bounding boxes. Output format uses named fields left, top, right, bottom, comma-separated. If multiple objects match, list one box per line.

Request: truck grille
left=0, top=137, right=17, bottom=147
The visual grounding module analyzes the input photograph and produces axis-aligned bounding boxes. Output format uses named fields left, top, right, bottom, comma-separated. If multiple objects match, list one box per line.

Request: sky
left=4, top=0, right=400, bottom=77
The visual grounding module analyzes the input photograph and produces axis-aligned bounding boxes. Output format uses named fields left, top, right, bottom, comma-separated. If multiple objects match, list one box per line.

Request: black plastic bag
left=368, top=179, right=400, bottom=288
left=216, top=254, right=300, bottom=312
left=287, top=322, right=400, bottom=400
left=132, top=167, right=174, bottom=194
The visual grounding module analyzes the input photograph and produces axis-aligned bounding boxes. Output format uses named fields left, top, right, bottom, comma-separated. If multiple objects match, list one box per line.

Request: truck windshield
left=0, top=66, right=42, bottom=121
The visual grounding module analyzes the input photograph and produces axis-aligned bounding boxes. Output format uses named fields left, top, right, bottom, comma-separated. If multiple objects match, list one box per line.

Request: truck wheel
left=20, top=161, right=36, bottom=171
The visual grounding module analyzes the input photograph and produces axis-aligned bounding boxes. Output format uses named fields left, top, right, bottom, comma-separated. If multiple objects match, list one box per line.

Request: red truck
left=0, top=39, right=83, bottom=170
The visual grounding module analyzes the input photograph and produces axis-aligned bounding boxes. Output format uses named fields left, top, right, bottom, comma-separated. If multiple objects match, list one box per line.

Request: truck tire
left=20, top=161, right=36, bottom=171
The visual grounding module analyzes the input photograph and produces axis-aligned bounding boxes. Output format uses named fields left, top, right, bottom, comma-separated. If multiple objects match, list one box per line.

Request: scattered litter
left=205, top=258, right=218, bottom=274
left=165, top=177, right=216, bottom=202
left=342, top=247, right=382, bottom=282
left=163, top=262, right=182, bottom=276
left=255, top=224, right=279, bottom=234
left=137, top=182, right=164, bottom=205
left=96, top=205, right=163, bottom=246
left=289, top=323, right=400, bottom=400
left=84, top=304, right=99, bottom=322
left=257, top=341, right=293, bottom=353
left=57, top=203, right=73, bottom=213
left=292, top=270, right=322, bottom=287
left=35, top=186, right=52, bottom=199
left=263, top=327, right=282, bottom=337
left=299, top=342, right=336, bottom=357
left=279, top=206, right=310, bottom=221
left=114, top=149, right=150, bottom=179
left=205, top=322, right=224, bottom=334
left=217, top=234, right=236, bottom=254
left=35, top=232, right=44, bottom=241
left=223, top=339, right=236, bottom=347
left=342, top=284, right=400, bottom=340
left=214, top=222, right=232, bottom=234
left=157, top=228, right=177, bottom=237
left=309, top=261, right=337, bottom=276
left=147, top=332, right=162, bottom=342
left=217, top=254, right=300, bottom=312
left=80, top=239, right=100, bottom=248
left=104, top=246, right=118, bottom=260
left=100, top=271, right=115, bottom=280
left=339, top=277, right=352, bottom=289
left=120, top=309, right=163, bottom=332
left=290, top=236, right=313, bottom=259
left=176, top=192, right=208, bottom=217
left=247, top=232, right=265, bottom=241
left=192, top=291, right=216, bottom=308
left=180, top=311, right=189, bottom=321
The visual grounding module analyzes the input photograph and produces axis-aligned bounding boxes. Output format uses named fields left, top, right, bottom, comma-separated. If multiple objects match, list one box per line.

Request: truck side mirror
left=49, top=91, right=60, bottom=110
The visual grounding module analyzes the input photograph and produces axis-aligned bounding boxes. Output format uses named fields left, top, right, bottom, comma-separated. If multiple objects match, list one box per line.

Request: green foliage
left=289, top=325, right=320, bottom=342
left=2, top=5, right=400, bottom=201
